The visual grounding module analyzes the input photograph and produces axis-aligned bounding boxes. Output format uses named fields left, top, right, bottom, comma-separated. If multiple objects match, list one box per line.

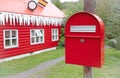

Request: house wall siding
left=0, top=24, right=61, bottom=59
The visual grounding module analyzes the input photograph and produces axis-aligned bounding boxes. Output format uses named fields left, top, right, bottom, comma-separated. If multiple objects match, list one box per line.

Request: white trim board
left=0, top=47, right=56, bottom=63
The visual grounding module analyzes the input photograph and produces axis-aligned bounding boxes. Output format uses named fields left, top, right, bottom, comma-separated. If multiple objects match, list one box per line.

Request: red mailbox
left=65, top=12, right=104, bottom=68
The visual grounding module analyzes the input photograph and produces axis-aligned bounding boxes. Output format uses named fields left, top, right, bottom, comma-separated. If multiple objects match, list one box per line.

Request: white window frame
left=30, top=29, right=44, bottom=45
left=52, top=28, right=59, bottom=41
left=3, top=30, right=19, bottom=49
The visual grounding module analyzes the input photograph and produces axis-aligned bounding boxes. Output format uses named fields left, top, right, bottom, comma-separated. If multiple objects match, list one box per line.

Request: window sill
left=31, top=42, right=44, bottom=45
left=4, top=46, right=19, bottom=49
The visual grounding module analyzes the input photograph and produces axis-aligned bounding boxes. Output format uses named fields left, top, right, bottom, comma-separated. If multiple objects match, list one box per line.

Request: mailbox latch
left=80, top=39, right=85, bottom=43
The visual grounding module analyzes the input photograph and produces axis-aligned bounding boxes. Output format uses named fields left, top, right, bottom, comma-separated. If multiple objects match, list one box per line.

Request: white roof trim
left=0, top=12, right=64, bottom=26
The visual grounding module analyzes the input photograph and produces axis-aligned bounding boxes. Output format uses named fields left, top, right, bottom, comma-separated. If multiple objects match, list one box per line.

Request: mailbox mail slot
left=65, top=12, right=104, bottom=68
left=70, top=25, right=96, bottom=32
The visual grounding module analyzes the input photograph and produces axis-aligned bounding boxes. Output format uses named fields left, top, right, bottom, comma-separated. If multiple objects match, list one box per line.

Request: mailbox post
left=65, top=12, right=104, bottom=77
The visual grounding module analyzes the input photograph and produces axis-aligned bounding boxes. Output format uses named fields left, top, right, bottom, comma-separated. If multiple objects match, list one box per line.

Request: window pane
left=40, top=37, right=43, bottom=42
left=52, top=30, right=54, bottom=35
left=40, top=30, right=42, bottom=34
left=32, top=37, right=35, bottom=43
left=5, top=40, right=10, bottom=46
left=36, top=37, right=39, bottom=43
left=31, top=30, right=35, bottom=36
left=5, top=31, right=10, bottom=38
left=35, top=30, right=42, bottom=36
left=53, top=36, right=54, bottom=40
left=35, top=30, right=38, bottom=36
left=55, top=29, right=57, bottom=34
left=56, top=35, right=58, bottom=40
left=35, top=32, right=37, bottom=36
left=54, top=35, right=56, bottom=40
left=39, top=30, right=43, bottom=36
left=12, top=39, right=17, bottom=46
left=12, top=31, right=16, bottom=37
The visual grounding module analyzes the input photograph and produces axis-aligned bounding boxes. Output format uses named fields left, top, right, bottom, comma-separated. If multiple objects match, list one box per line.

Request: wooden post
left=84, top=0, right=96, bottom=13
left=83, top=66, right=93, bottom=78
left=83, top=0, right=96, bottom=78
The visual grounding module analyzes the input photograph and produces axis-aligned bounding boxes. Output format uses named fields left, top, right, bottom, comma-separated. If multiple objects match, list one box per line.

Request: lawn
left=36, top=48, right=120, bottom=78
left=0, top=48, right=64, bottom=77
left=1, top=48, right=120, bottom=78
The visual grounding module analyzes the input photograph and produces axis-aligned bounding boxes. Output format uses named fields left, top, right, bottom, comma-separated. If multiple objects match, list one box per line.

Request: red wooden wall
left=0, top=23, right=61, bottom=59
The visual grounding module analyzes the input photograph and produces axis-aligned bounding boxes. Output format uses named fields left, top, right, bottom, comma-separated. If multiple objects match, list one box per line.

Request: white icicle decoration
left=12, top=14, right=16, bottom=26
left=0, top=12, right=64, bottom=26
left=0, top=13, right=5, bottom=25
left=27, top=15, right=30, bottom=26
left=43, top=17, right=46, bottom=26
left=5, top=13, right=9, bottom=23
left=19, top=15, right=23, bottom=25
left=15, top=14, right=19, bottom=23
left=0, top=14, right=2, bottom=25
left=23, top=15, right=28, bottom=25
left=9, top=14, right=13, bottom=25
left=36, top=17, right=39, bottom=26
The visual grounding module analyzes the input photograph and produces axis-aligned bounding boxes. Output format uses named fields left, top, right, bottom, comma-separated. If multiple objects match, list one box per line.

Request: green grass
left=37, top=48, right=120, bottom=78
left=0, top=48, right=64, bottom=77
left=1, top=48, right=120, bottom=78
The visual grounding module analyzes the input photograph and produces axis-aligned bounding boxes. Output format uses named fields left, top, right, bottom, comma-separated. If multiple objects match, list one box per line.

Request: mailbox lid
left=65, top=12, right=104, bottom=37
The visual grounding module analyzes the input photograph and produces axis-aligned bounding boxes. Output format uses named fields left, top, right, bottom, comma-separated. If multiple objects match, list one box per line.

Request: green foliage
left=57, top=26, right=65, bottom=48
left=63, top=0, right=84, bottom=19
left=106, top=40, right=116, bottom=48
left=96, top=0, right=120, bottom=49
left=114, top=36, right=120, bottom=50
left=51, top=0, right=83, bottom=48
left=51, top=0, right=64, bottom=10
left=52, top=0, right=120, bottom=49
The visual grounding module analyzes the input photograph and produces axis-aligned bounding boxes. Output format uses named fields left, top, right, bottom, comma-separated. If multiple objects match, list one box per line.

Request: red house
left=0, top=0, right=65, bottom=62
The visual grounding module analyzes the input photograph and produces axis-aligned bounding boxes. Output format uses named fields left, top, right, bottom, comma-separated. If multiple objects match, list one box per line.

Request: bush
left=114, top=36, right=120, bottom=50
left=106, top=40, right=116, bottom=48
left=96, top=0, right=120, bottom=50
left=57, top=26, right=65, bottom=48
left=107, top=36, right=120, bottom=50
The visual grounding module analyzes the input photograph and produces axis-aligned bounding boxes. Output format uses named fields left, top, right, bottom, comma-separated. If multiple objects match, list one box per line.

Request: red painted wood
left=0, top=23, right=61, bottom=59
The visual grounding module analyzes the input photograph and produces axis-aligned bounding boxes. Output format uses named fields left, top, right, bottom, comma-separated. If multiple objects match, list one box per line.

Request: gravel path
left=3, top=57, right=64, bottom=78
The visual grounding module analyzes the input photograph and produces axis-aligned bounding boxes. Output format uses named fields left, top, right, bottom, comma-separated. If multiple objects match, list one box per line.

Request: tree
left=84, top=0, right=96, bottom=13
left=95, top=0, right=120, bottom=49
left=51, top=0, right=84, bottom=48
left=111, top=0, right=120, bottom=49
left=51, top=0, right=63, bottom=10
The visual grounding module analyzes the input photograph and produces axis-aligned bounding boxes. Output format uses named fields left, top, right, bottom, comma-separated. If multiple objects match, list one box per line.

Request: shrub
left=57, top=26, right=65, bottom=48
left=114, top=36, right=120, bottom=50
